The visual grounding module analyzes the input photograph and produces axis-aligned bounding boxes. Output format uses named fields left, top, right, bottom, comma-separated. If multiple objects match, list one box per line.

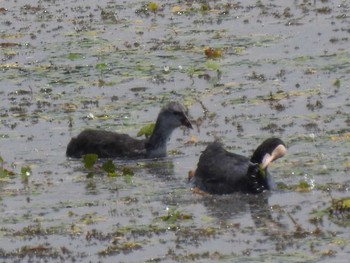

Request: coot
left=66, top=101, right=192, bottom=158
left=192, top=138, right=286, bottom=194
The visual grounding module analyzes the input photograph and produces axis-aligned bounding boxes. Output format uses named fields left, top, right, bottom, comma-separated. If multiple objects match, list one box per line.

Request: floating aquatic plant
left=295, top=179, right=312, bottom=192
left=159, top=207, right=192, bottom=224
left=148, top=2, right=158, bottom=12
left=81, top=155, right=134, bottom=179
left=137, top=123, right=155, bottom=138
left=204, top=47, right=223, bottom=58
left=82, top=154, right=98, bottom=170
left=101, top=160, right=117, bottom=176
left=20, top=166, right=31, bottom=183
left=98, top=241, right=142, bottom=256
left=67, top=53, right=84, bottom=60
left=329, top=197, right=350, bottom=216
left=0, top=156, right=15, bottom=178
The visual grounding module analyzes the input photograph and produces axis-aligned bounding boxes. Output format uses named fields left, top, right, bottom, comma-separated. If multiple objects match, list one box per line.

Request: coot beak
left=182, top=116, right=193, bottom=129
left=261, top=144, right=287, bottom=169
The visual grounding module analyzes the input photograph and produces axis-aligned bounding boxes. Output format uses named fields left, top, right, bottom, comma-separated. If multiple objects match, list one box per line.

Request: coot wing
left=195, top=142, right=250, bottom=194
left=66, top=129, right=147, bottom=158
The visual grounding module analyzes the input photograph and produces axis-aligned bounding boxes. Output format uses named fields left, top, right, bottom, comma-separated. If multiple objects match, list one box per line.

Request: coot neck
left=145, top=115, right=174, bottom=158
left=246, top=163, right=270, bottom=193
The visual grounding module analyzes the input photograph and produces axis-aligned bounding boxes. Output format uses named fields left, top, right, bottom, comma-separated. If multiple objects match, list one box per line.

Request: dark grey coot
left=66, top=101, right=193, bottom=159
left=191, top=138, right=287, bottom=194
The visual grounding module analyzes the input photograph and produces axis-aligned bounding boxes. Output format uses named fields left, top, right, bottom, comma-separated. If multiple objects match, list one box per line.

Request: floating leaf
left=61, top=103, right=77, bottom=113
left=21, top=166, right=31, bottom=176
left=102, top=160, right=116, bottom=173
left=330, top=197, right=350, bottom=216
left=201, top=3, right=210, bottom=12
left=0, top=168, right=7, bottom=178
left=204, top=47, right=223, bottom=58
left=107, top=172, right=121, bottom=177
left=0, top=42, right=20, bottom=47
left=67, top=53, right=84, bottom=60
left=82, top=154, right=98, bottom=169
left=122, top=167, right=134, bottom=176
left=276, top=182, right=289, bottom=190
left=234, top=47, right=245, bottom=54
left=296, top=179, right=311, bottom=192
left=330, top=132, right=350, bottom=141
left=96, top=63, right=108, bottom=70
left=160, top=208, right=192, bottom=224
left=171, top=5, right=182, bottom=13
left=21, top=166, right=31, bottom=183
left=0, top=167, right=15, bottom=177
left=184, top=135, right=198, bottom=145
left=148, top=2, right=158, bottom=12
left=137, top=123, right=155, bottom=138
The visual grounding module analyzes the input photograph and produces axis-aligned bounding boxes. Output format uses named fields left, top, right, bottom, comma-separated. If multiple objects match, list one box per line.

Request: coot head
left=250, top=138, right=286, bottom=169
left=144, top=101, right=192, bottom=158
left=158, top=101, right=193, bottom=130
left=247, top=138, right=286, bottom=193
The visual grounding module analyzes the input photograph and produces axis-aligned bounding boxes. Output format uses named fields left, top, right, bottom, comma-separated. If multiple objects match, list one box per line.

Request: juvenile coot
left=66, top=102, right=193, bottom=158
left=192, top=138, right=286, bottom=194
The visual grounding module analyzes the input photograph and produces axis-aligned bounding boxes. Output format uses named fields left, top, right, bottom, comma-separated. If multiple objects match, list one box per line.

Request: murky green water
left=1, top=0, right=350, bottom=262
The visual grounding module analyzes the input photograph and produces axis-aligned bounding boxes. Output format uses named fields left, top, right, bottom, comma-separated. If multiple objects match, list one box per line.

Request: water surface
left=1, top=0, right=350, bottom=262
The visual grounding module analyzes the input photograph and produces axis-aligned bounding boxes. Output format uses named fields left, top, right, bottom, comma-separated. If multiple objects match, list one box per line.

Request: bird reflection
left=200, top=192, right=285, bottom=233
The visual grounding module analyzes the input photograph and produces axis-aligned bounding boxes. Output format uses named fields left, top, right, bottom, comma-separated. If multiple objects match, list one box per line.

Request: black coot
left=192, top=138, right=286, bottom=194
left=66, top=101, right=192, bottom=158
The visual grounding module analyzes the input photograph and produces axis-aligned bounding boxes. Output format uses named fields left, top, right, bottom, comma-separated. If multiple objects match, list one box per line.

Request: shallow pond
left=1, top=0, right=350, bottom=262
